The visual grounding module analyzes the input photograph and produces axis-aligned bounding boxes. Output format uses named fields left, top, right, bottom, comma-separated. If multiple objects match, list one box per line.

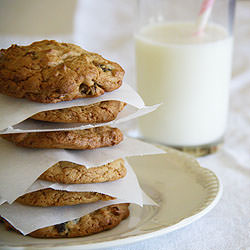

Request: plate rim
left=0, top=148, right=222, bottom=250
left=55, top=169, right=222, bottom=250
left=56, top=166, right=223, bottom=250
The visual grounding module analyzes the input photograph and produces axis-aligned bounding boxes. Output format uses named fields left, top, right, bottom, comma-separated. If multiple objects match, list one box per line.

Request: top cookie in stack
left=0, top=40, right=124, bottom=103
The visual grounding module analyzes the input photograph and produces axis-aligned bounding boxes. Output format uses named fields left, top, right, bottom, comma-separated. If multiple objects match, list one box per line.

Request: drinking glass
left=135, top=0, right=235, bottom=156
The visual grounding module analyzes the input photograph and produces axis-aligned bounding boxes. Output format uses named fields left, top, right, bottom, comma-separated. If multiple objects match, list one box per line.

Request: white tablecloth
left=0, top=1, right=249, bottom=249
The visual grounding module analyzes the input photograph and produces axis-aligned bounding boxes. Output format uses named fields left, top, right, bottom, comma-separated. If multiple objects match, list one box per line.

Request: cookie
left=39, top=159, right=126, bottom=184
left=3, top=203, right=129, bottom=238
left=1, top=126, right=123, bottom=149
left=31, top=100, right=126, bottom=123
left=0, top=40, right=124, bottom=103
left=16, top=189, right=114, bottom=207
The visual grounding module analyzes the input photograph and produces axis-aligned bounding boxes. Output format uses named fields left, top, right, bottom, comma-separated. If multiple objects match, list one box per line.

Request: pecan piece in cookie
left=0, top=40, right=124, bottom=103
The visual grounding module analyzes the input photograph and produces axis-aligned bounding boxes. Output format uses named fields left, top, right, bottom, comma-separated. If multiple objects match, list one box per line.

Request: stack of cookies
left=0, top=40, right=132, bottom=238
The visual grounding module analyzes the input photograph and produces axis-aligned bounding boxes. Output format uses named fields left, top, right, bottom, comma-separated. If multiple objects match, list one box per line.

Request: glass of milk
left=135, top=0, right=235, bottom=156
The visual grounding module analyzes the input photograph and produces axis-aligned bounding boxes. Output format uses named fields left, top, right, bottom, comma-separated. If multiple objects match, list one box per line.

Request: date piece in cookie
left=3, top=203, right=130, bottom=238
left=0, top=40, right=124, bottom=103
left=16, top=189, right=114, bottom=207
left=39, top=159, right=126, bottom=184
left=1, top=126, right=123, bottom=149
left=31, top=100, right=126, bottom=123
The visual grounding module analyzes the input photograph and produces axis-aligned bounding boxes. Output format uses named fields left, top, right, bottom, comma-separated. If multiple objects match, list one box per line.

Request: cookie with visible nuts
left=1, top=126, right=123, bottom=149
left=39, top=159, right=126, bottom=184
left=3, top=203, right=130, bottom=238
left=16, top=189, right=114, bottom=207
left=0, top=40, right=124, bottom=103
left=31, top=100, right=126, bottom=123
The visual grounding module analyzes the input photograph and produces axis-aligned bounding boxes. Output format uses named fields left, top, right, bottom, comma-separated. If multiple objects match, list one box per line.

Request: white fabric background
left=0, top=0, right=249, bottom=249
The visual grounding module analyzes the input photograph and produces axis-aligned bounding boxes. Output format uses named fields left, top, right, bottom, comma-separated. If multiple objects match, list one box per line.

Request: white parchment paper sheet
left=0, top=192, right=156, bottom=235
left=1, top=161, right=143, bottom=205
left=0, top=83, right=144, bottom=130
left=0, top=137, right=165, bottom=203
left=0, top=104, right=160, bottom=134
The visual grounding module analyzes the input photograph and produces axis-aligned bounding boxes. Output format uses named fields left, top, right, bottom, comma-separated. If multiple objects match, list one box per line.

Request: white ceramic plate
left=0, top=147, right=222, bottom=250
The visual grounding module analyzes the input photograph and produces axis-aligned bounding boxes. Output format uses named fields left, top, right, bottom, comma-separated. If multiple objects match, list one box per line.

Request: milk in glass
left=136, top=22, right=233, bottom=146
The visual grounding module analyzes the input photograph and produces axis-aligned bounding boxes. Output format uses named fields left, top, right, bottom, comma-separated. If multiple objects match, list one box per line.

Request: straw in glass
left=195, top=0, right=215, bottom=35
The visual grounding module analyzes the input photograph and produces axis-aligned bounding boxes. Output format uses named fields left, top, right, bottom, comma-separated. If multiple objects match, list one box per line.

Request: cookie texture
left=1, top=126, right=123, bottom=149
left=16, top=189, right=114, bottom=207
left=31, top=100, right=126, bottom=123
left=0, top=40, right=124, bottom=103
left=3, top=203, right=130, bottom=238
left=39, top=159, right=126, bottom=184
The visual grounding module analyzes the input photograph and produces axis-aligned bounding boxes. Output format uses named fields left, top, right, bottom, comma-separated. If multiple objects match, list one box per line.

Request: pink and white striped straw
left=195, top=0, right=215, bottom=35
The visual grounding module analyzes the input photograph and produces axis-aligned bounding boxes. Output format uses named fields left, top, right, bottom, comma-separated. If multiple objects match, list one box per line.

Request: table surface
left=0, top=1, right=249, bottom=249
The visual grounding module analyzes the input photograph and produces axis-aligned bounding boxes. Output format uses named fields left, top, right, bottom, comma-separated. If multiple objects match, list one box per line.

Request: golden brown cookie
left=16, top=189, right=114, bottom=207
left=39, top=159, right=126, bottom=184
left=3, top=203, right=130, bottom=238
left=1, top=126, right=123, bottom=149
left=31, top=100, right=126, bottom=123
left=0, top=40, right=124, bottom=103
